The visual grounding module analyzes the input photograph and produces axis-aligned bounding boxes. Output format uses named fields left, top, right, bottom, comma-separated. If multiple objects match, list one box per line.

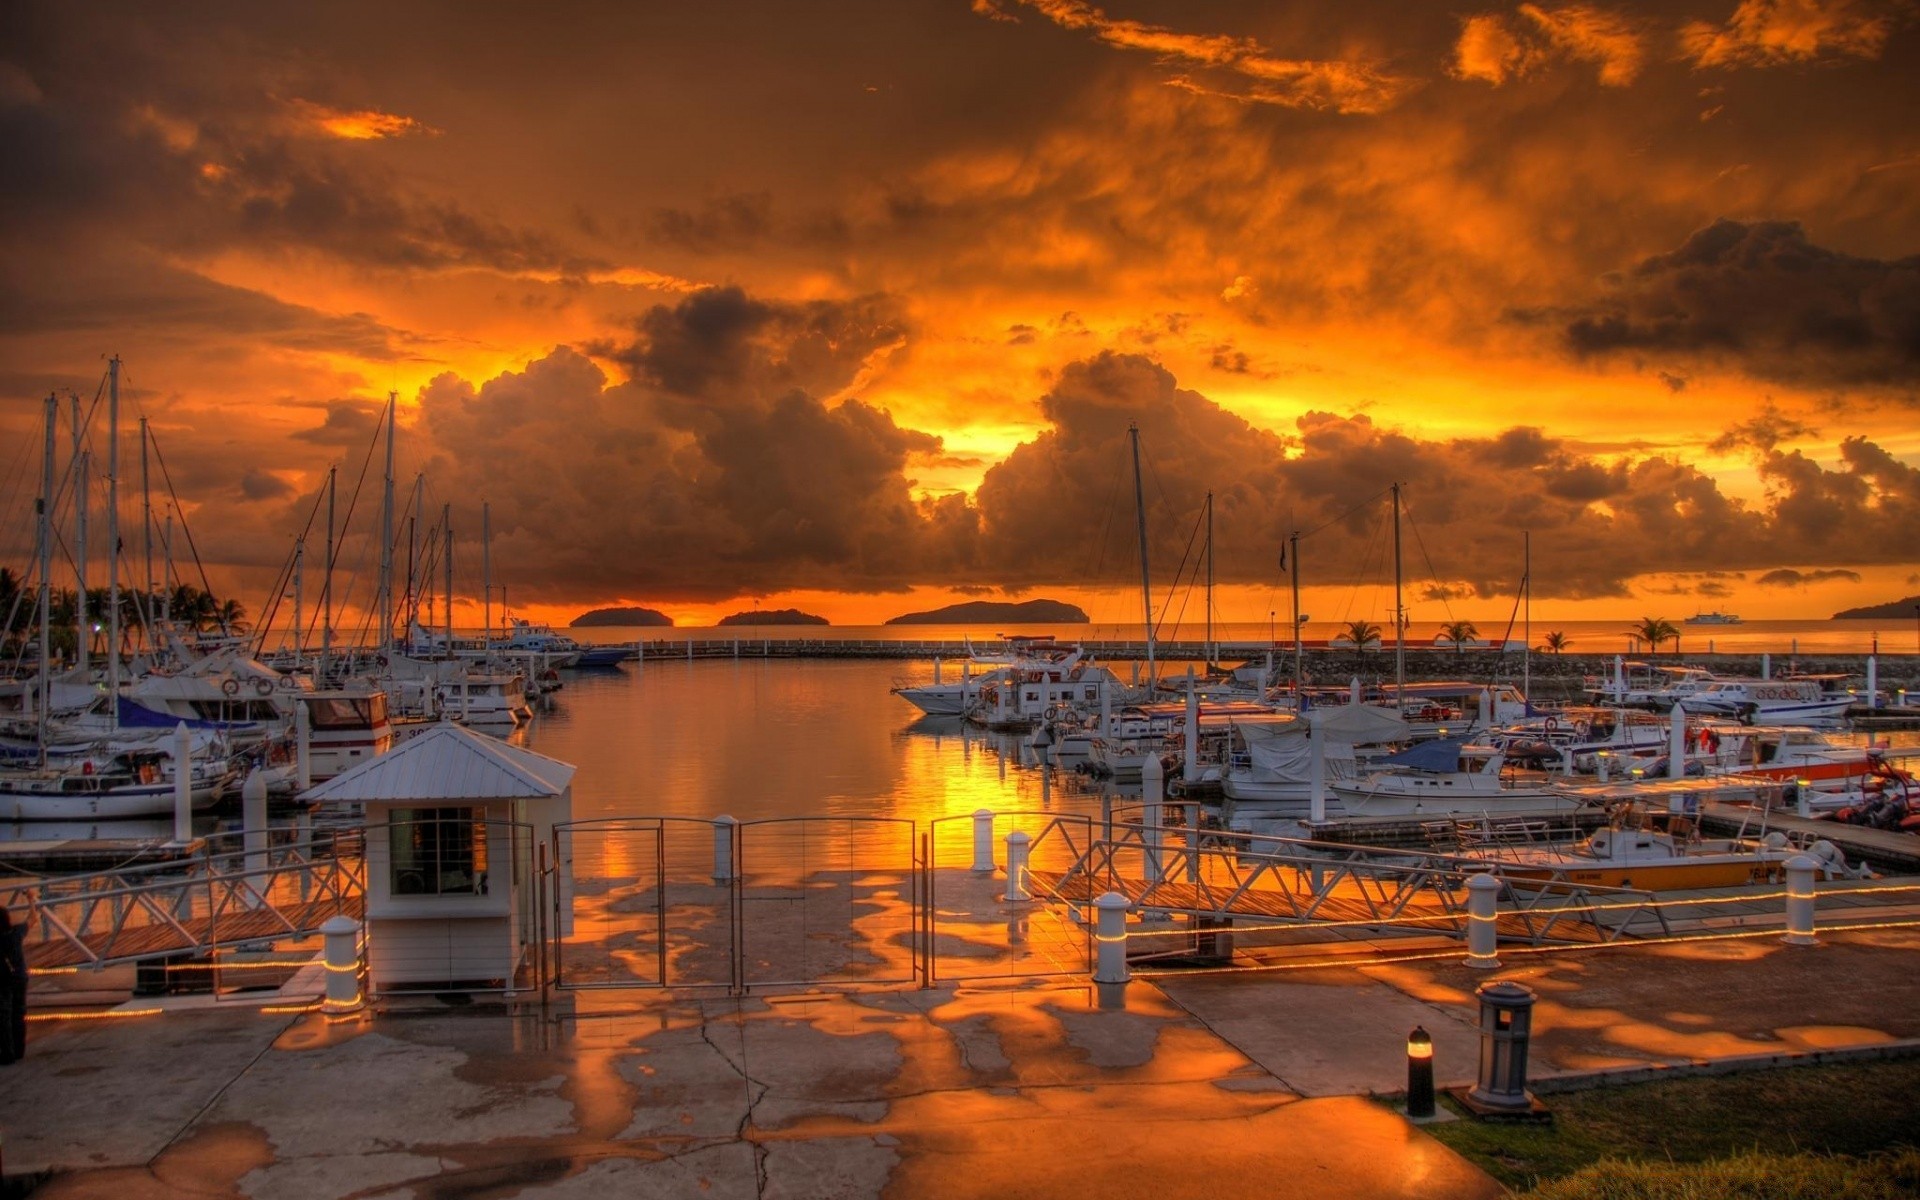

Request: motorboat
left=1683, top=611, right=1743, bottom=625
left=1330, top=739, right=1585, bottom=819
left=1680, top=679, right=1853, bottom=726
left=1584, top=660, right=1721, bottom=710
left=1482, top=825, right=1866, bottom=891
left=890, top=635, right=1076, bottom=717
left=1489, top=706, right=1677, bottom=773
left=1218, top=704, right=1409, bottom=818
left=1, top=743, right=231, bottom=821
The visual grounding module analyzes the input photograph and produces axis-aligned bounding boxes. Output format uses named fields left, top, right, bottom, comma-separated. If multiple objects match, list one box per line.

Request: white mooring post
left=1783, top=855, right=1819, bottom=945
left=172, top=722, right=194, bottom=844
left=1867, top=655, right=1879, bottom=709
left=1466, top=873, right=1502, bottom=969
left=1004, top=830, right=1031, bottom=902
left=1668, top=702, right=1687, bottom=781
left=1092, top=890, right=1131, bottom=1009
left=321, top=915, right=364, bottom=1013
left=1761, top=652, right=1771, bottom=679
left=1141, top=753, right=1166, bottom=886
left=713, top=815, right=737, bottom=884
left=242, top=770, right=269, bottom=905
left=295, top=700, right=313, bottom=792
left=971, top=809, right=996, bottom=873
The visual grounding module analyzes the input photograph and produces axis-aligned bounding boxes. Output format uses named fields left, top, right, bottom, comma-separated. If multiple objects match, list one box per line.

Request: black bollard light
left=1407, top=1025, right=1435, bottom=1119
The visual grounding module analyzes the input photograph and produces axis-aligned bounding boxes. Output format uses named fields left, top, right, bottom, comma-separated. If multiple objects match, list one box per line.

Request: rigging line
left=1300, top=485, right=1395, bottom=543
left=1400, top=497, right=1456, bottom=627
left=1084, top=454, right=1128, bottom=587
left=146, top=434, right=227, bottom=632
left=1150, top=503, right=1205, bottom=645
left=250, top=481, right=331, bottom=656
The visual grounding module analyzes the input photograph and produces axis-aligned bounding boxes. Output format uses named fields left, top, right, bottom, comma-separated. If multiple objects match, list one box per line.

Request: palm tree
left=214, top=597, right=249, bottom=634
left=1632, top=616, right=1679, bottom=656
left=1540, top=630, right=1571, bottom=657
left=1342, top=619, right=1382, bottom=652
left=1439, top=620, right=1479, bottom=654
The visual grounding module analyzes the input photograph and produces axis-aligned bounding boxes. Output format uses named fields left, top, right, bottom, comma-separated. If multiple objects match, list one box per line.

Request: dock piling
left=1465, top=874, right=1501, bottom=969
left=1783, top=855, right=1818, bottom=945
left=1004, top=831, right=1031, bottom=902
left=971, top=809, right=996, bottom=873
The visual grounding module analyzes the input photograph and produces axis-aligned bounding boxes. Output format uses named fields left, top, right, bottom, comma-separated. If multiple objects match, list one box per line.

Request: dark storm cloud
left=239, top=468, right=293, bottom=501
left=292, top=400, right=385, bottom=446
left=1708, top=400, right=1818, bottom=453
left=1758, top=567, right=1863, bottom=587
left=1559, top=219, right=1920, bottom=389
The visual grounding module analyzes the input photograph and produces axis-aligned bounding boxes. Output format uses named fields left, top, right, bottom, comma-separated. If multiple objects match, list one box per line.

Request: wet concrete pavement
left=6, top=926, right=1920, bottom=1198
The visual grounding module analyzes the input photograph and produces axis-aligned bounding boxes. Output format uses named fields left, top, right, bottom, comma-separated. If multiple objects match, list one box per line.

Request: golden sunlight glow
left=290, top=99, right=438, bottom=140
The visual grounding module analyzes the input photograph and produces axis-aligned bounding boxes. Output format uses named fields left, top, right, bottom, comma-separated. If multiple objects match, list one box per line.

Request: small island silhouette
left=718, top=609, right=828, bottom=626
left=1832, top=595, right=1920, bottom=620
left=570, top=606, right=674, bottom=628
left=885, top=598, right=1089, bottom=625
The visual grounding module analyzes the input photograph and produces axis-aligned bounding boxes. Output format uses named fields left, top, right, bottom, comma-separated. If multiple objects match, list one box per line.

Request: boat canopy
left=1308, top=703, right=1409, bottom=743
left=1374, top=737, right=1464, bottom=773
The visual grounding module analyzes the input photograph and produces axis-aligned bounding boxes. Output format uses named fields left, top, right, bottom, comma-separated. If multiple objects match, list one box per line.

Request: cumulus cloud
left=1554, top=219, right=1920, bottom=389
left=1683, top=0, right=1901, bottom=68
left=1708, top=400, right=1819, bottom=453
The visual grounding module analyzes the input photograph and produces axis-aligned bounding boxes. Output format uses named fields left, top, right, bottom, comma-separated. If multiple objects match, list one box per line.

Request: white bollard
left=1866, top=655, right=1879, bottom=710
left=295, top=701, right=313, bottom=792
left=1092, top=890, right=1131, bottom=986
left=1668, top=702, right=1687, bottom=781
left=1004, top=830, right=1031, bottom=902
left=933, top=655, right=943, bottom=686
left=1142, top=754, right=1166, bottom=885
left=243, top=770, right=269, bottom=905
left=1466, top=873, right=1502, bottom=969
left=1761, top=652, right=1771, bottom=680
left=172, top=722, right=194, bottom=844
left=713, top=815, right=737, bottom=883
left=321, top=915, right=364, bottom=1012
left=1783, top=854, right=1818, bottom=945
left=1349, top=676, right=1362, bottom=705
left=1796, top=779, right=1812, bottom=820
left=971, top=809, right=996, bottom=873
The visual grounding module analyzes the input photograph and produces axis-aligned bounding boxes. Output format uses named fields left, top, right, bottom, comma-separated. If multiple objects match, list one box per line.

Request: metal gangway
left=0, top=830, right=364, bottom=972
left=1024, top=810, right=1675, bottom=953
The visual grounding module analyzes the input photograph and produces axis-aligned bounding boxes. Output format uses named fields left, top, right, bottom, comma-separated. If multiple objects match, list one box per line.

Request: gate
left=551, top=814, right=925, bottom=992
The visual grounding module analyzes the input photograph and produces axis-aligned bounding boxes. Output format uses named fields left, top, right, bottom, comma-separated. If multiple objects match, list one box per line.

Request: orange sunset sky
left=1, top=0, right=1916, bottom=633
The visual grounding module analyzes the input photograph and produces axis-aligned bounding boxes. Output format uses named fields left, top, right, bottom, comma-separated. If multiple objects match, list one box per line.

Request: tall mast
left=69, top=394, right=87, bottom=675
left=1522, top=530, right=1532, bottom=705
left=1392, top=481, right=1405, bottom=710
left=140, top=417, right=153, bottom=650
left=321, top=466, right=335, bottom=679
left=1289, top=530, right=1303, bottom=694
left=1129, top=422, right=1154, bottom=685
left=442, top=503, right=454, bottom=658
left=1204, top=490, right=1214, bottom=667
left=293, top=537, right=304, bottom=667
left=481, top=499, right=491, bottom=650
left=380, top=392, right=396, bottom=657
left=410, top=474, right=425, bottom=631
left=37, top=395, right=56, bottom=766
left=106, top=355, right=121, bottom=719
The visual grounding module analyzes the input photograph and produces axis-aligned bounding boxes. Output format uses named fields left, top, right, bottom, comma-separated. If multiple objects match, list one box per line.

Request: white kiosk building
left=300, top=722, right=573, bottom=995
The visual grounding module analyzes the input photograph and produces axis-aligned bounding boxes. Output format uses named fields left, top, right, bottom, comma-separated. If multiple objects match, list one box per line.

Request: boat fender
left=254, top=677, right=274, bottom=697
left=81, top=760, right=93, bottom=775
left=221, top=678, right=241, bottom=697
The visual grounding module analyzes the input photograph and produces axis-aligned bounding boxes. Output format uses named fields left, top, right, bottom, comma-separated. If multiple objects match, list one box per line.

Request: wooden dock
left=1697, top=800, right=1920, bottom=874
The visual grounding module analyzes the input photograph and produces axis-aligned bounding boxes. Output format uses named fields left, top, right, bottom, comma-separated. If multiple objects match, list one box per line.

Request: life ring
left=1574, top=719, right=1591, bottom=739
left=1044, top=706, right=1059, bottom=720
left=1542, top=716, right=1559, bottom=734
left=254, top=677, right=274, bottom=697
left=279, top=674, right=299, bottom=690
left=221, top=678, right=241, bottom=697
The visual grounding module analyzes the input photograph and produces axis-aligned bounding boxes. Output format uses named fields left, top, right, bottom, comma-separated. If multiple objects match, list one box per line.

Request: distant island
left=718, top=609, right=828, bottom=626
left=885, top=599, right=1090, bottom=625
left=1833, top=595, right=1920, bottom=620
left=570, top=606, right=674, bottom=628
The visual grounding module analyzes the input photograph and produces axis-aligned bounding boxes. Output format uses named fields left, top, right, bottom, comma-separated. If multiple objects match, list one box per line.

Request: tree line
left=0, top=568, right=247, bottom=658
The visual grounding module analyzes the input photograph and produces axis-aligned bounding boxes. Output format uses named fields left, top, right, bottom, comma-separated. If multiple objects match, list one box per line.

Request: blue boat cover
left=1375, top=737, right=1464, bottom=772
left=117, top=697, right=231, bottom=731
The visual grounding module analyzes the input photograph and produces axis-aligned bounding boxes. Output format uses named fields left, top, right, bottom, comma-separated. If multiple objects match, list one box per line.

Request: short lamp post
left=1407, top=1026, right=1436, bottom=1119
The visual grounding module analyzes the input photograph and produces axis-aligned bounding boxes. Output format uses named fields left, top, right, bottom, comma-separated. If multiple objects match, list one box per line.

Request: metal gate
left=925, top=811, right=1094, bottom=984
left=551, top=814, right=925, bottom=992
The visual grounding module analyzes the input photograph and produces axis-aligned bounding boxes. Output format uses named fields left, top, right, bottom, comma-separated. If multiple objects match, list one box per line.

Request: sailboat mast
left=1129, top=422, right=1155, bottom=685
left=442, top=503, right=454, bottom=658
left=1522, top=530, right=1532, bottom=705
left=140, top=417, right=153, bottom=650
left=106, top=355, right=121, bottom=717
left=410, top=473, right=425, bottom=630
left=1392, top=481, right=1405, bottom=709
left=1289, top=530, right=1302, bottom=693
left=37, top=395, right=55, bottom=766
left=293, top=537, right=304, bottom=667
left=482, top=499, right=491, bottom=650
left=1204, top=490, right=1214, bottom=667
left=321, top=466, right=335, bottom=679
left=70, top=394, right=87, bottom=676
left=380, top=392, right=395, bottom=657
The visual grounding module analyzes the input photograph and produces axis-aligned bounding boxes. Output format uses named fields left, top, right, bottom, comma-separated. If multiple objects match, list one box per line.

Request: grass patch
left=1521, top=1148, right=1920, bottom=1199
left=1423, top=1058, right=1920, bottom=1191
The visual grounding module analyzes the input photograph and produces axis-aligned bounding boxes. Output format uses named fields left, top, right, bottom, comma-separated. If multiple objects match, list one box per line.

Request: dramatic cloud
left=1556, top=219, right=1920, bottom=388
left=1758, top=567, right=1864, bottom=586
left=1683, top=0, right=1900, bottom=68
left=286, top=99, right=439, bottom=141
left=980, top=0, right=1414, bottom=113
left=1453, top=5, right=1645, bottom=87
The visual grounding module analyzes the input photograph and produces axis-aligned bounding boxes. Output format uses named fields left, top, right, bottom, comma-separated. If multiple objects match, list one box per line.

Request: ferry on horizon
left=1684, top=611, right=1743, bottom=625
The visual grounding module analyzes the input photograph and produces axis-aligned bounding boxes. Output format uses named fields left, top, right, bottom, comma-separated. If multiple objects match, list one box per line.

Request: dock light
left=1407, top=1026, right=1436, bottom=1119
